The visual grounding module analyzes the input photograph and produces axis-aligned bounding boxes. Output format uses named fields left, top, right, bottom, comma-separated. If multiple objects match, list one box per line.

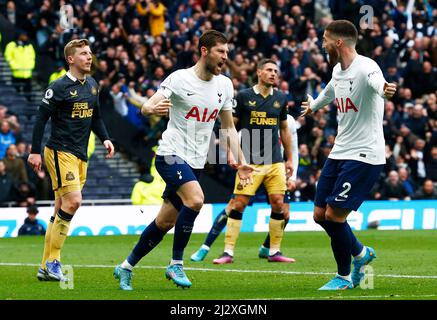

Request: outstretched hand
left=300, top=94, right=314, bottom=117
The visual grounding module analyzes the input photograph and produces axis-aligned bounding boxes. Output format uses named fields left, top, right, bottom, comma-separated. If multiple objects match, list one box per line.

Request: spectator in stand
left=398, top=167, right=416, bottom=197
left=110, top=82, right=129, bottom=117
left=408, top=139, right=429, bottom=185
left=18, top=205, right=46, bottom=236
left=14, top=181, right=36, bottom=207
left=384, top=145, right=398, bottom=178
left=426, top=146, right=437, bottom=182
left=48, top=61, right=67, bottom=84
left=0, top=159, right=14, bottom=205
left=131, top=161, right=165, bottom=205
left=4, top=31, right=35, bottom=99
left=0, top=120, right=16, bottom=159
left=412, top=179, right=437, bottom=200
left=136, top=0, right=167, bottom=37
left=383, top=101, right=402, bottom=145
left=379, top=170, right=411, bottom=201
left=3, top=144, right=28, bottom=184
left=404, top=104, right=429, bottom=140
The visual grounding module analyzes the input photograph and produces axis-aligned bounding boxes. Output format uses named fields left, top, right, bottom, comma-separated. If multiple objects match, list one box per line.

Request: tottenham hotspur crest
left=218, top=92, right=222, bottom=104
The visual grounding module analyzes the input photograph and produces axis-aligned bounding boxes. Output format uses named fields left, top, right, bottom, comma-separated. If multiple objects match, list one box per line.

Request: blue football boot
left=318, top=275, right=354, bottom=290
left=113, top=265, right=133, bottom=291
left=352, top=247, right=376, bottom=287
left=165, top=264, right=192, bottom=288
left=190, top=247, right=209, bottom=262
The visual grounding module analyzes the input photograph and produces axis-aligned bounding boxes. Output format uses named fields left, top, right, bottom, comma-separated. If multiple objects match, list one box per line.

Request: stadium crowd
left=0, top=0, right=436, bottom=206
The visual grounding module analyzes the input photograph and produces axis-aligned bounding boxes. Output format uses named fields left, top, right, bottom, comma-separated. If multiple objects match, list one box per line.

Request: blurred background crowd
left=0, top=0, right=435, bottom=207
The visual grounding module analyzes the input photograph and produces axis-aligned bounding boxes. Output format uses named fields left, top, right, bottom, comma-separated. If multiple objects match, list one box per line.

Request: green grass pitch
left=1, top=230, right=437, bottom=300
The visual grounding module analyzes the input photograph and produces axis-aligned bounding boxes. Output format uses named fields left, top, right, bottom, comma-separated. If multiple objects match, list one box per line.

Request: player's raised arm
left=367, top=64, right=397, bottom=99
left=300, top=80, right=335, bottom=117
left=142, top=71, right=177, bottom=116
left=141, top=92, right=172, bottom=116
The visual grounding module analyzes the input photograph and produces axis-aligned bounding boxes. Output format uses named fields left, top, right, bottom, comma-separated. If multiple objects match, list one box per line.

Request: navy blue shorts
left=155, top=155, right=202, bottom=211
left=314, top=158, right=383, bottom=211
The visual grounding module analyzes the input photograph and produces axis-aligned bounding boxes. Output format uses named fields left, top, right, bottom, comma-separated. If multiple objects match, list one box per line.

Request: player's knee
left=184, top=194, right=204, bottom=211
left=156, top=220, right=175, bottom=232
left=232, top=200, right=246, bottom=213
left=63, top=197, right=82, bottom=213
left=271, top=202, right=284, bottom=213
left=325, top=209, right=348, bottom=223
left=313, top=206, right=326, bottom=223
left=156, top=216, right=176, bottom=232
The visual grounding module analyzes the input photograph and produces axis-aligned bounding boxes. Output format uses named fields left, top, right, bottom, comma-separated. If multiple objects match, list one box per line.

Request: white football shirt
left=280, top=115, right=299, bottom=181
left=310, top=54, right=387, bottom=165
left=156, top=66, right=234, bottom=168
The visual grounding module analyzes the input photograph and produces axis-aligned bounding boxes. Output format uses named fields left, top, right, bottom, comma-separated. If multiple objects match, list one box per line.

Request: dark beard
left=205, top=57, right=218, bottom=75
left=327, top=49, right=339, bottom=66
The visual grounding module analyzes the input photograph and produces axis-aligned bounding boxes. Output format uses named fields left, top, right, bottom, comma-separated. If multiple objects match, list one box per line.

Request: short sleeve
left=221, top=77, right=234, bottom=112
left=366, top=62, right=386, bottom=97
left=232, top=91, right=243, bottom=118
left=41, top=81, right=63, bottom=112
left=157, top=71, right=179, bottom=99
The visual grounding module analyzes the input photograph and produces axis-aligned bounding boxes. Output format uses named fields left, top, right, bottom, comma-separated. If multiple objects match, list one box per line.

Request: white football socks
left=337, top=273, right=352, bottom=282
left=354, top=246, right=367, bottom=261
left=121, top=259, right=133, bottom=271
left=170, top=259, right=183, bottom=266
left=224, top=249, right=234, bottom=257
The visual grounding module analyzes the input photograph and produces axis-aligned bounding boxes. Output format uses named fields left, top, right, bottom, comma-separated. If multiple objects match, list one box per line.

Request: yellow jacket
left=148, top=3, right=166, bottom=37
left=49, top=68, right=67, bottom=84
left=136, top=2, right=167, bottom=37
left=4, top=41, right=36, bottom=79
left=131, top=162, right=165, bottom=205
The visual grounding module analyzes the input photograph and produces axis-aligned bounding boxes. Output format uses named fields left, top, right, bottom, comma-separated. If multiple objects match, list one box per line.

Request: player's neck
left=193, top=62, right=213, bottom=81
left=255, top=83, right=272, bottom=97
left=339, top=49, right=357, bottom=71
left=68, top=67, right=87, bottom=81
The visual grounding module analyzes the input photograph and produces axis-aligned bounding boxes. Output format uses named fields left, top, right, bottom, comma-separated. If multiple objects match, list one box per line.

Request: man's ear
left=200, top=46, right=209, bottom=56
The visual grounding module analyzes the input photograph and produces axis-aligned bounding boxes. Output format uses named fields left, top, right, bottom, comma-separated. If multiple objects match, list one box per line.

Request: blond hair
left=64, top=39, right=90, bottom=64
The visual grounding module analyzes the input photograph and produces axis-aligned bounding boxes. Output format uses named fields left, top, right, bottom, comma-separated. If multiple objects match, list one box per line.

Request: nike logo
left=334, top=197, right=347, bottom=202
left=187, top=92, right=195, bottom=96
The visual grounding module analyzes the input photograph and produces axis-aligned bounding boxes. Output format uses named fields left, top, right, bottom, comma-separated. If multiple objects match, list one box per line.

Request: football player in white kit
left=301, top=20, right=397, bottom=290
left=113, top=30, right=257, bottom=290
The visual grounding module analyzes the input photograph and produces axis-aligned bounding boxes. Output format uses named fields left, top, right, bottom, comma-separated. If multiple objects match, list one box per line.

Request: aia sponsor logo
left=185, top=106, right=219, bottom=122
left=336, top=97, right=358, bottom=113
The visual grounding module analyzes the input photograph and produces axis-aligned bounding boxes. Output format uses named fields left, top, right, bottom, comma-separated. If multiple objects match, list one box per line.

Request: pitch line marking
left=1, top=262, right=437, bottom=280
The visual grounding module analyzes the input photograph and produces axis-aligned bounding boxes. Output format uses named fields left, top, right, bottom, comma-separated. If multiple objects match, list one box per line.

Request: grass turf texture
left=1, top=230, right=436, bottom=300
